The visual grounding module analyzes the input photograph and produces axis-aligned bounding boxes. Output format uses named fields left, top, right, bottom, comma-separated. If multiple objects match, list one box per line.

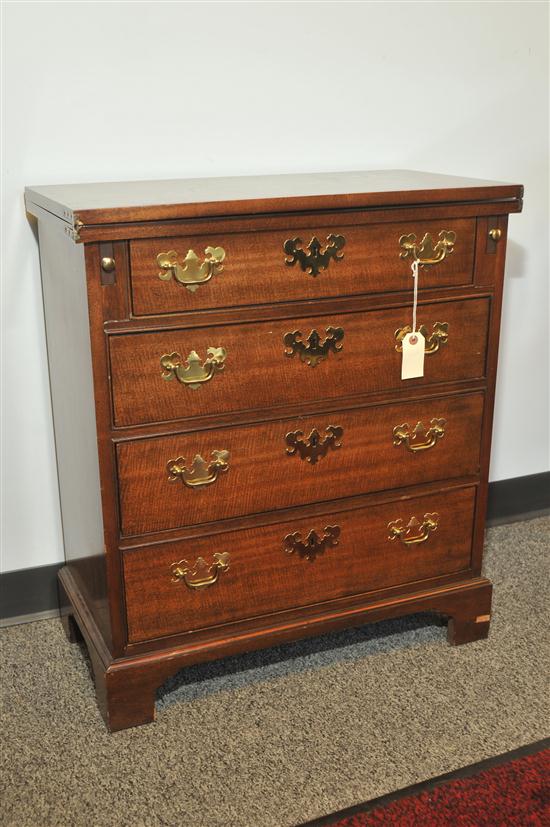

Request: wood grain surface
left=129, top=217, right=475, bottom=315
left=122, top=485, right=476, bottom=643
left=109, top=297, right=489, bottom=427
left=24, top=169, right=522, bottom=228
left=116, top=391, right=484, bottom=536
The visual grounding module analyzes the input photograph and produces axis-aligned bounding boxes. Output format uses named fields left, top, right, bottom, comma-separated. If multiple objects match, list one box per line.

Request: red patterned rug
left=301, top=740, right=549, bottom=826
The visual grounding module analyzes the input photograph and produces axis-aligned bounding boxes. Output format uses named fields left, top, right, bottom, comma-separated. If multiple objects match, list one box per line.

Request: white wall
left=2, top=1, right=548, bottom=573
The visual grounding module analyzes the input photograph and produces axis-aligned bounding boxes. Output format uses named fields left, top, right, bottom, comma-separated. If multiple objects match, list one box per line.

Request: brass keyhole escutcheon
left=284, top=327, right=344, bottom=367
left=285, top=425, right=343, bottom=464
left=284, top=234, right=345, bottom=276
left=284, top=525, right=341, bottom=561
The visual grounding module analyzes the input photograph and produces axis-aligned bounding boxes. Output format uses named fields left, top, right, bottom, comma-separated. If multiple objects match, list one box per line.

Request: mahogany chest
left=25, top=170, right=523, bottom=731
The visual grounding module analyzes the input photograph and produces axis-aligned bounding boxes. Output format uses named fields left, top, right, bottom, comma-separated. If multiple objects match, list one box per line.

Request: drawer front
left=110, top=298, right=489, bottom=427
left=129, top=217, right=475, bottom=316
left=123, top=486, right=476, bottom=643
left=116, top=392, right=484, bottom=536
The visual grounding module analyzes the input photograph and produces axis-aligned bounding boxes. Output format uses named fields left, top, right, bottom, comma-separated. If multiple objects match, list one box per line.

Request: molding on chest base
left=57, top=566, right=493, bottom=731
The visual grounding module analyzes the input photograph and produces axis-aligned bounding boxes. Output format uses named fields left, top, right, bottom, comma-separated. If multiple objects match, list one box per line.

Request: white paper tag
left=401, top=331, right=425, bottom=380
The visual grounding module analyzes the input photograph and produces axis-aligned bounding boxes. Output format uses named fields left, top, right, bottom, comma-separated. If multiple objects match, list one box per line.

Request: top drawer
left=129, top=217, right=476, bottom=316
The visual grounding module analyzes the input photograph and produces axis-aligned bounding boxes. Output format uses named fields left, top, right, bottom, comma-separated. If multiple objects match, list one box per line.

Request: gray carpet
left=1, top=516, right=549, bottom=827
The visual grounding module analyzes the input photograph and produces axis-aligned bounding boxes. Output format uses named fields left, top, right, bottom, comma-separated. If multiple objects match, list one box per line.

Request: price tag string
left=400, top=257, right=425, bottom=381
left=411, top=258, right=419, bottom=341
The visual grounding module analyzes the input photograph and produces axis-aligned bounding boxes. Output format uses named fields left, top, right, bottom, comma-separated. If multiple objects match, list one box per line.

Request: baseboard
left=485, top=471, right=550, bottom=526
left=1, top=562, right=63, bottom=623
left=1, top=472, right=548, bottom=624
left=0, top=608, right=60, bottom=629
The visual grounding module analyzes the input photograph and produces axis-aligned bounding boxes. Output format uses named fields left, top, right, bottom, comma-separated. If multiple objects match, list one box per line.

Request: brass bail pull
left=160, top=348, right=226, bottom=389
left=393, top=418, right=446, bottom=452
left=399, top=230, right=456, bottom=266
left=166, top=450, right=230, bottom=488
left=395, top=322, right=449, bottom=354
left=157, top=246, right=225, bottom=292
left=387, top=513, right=439, bottom=545
left=171, top=552, right=230, bottom=589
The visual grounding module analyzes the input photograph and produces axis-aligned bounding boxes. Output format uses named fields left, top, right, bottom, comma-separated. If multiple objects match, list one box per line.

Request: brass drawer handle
left=393, top=418, right=446, bottom=453
left=388, top=513, right=439, bottom=545
left=157, top=246, right=225, bottom=292
left=167, top=451, right=230, bottom=488
left=284, top=234, right=345, bottom=276
left=285, top=425, right=343, bottom=464
left=171, top=552, right=230, bottom=589
left=160, top=348, right=226, bottom=389
left=284, top=525, right=340, bottom=561
left=399, top=230, right=456, bottom=265
left=284, top=326, right=344, bottom=367
left=395, top=322, right=449, bottom=354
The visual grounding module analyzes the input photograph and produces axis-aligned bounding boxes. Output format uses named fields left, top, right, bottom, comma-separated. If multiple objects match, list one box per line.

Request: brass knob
left=101, top=256, right=116, bottom=272
left=488, top=228, right=502, bottom=242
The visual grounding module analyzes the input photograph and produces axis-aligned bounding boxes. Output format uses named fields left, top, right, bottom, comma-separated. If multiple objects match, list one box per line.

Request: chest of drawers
left=25, top=170, right=523, bottom=731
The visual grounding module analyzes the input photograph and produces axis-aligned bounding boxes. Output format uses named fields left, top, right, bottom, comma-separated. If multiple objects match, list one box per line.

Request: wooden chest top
left=25, top=169, right=522, bottom=241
